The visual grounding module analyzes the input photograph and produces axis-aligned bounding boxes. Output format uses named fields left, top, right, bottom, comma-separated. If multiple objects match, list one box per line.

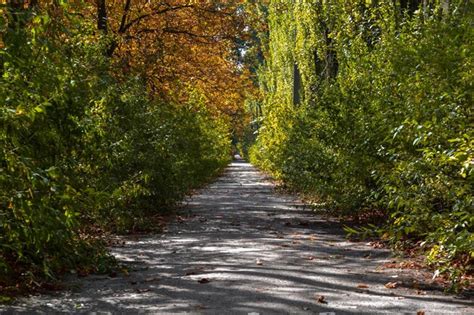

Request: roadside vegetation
left=245, top=0, right=473, bottom=290
left=1, top=0, right=472, bottom=299
left=1, top=1, right=248, bottom=297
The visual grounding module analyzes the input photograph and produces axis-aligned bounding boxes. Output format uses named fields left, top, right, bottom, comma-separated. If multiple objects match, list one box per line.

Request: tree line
left=1, top=0, right=249, bottom=295
left=246, top=0, right=472, bottom=289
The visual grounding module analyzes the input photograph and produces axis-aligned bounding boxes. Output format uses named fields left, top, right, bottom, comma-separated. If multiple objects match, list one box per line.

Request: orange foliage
left=90, top=0, right=253, bottom=119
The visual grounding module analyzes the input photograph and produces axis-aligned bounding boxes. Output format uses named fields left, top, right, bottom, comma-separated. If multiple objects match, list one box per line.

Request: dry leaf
left=416, top=311, right=425, bottom=315
left=384, top=281, right=399, bottom=289
left=136, top=288, right=150, bottom=293
left=144, top=277, right=160, bottom=282
left=194, top=304, right=207, bottom=309
left=316, top=295, right=327, bottom=304
left=357, top=284, right=369, bottom=289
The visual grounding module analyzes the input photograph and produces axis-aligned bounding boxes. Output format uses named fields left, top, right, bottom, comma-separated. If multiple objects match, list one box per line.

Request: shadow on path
left=3, top=160, right=473, bottom=314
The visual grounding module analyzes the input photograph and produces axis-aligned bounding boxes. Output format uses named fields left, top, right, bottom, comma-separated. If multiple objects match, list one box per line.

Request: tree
left=85, top=0, right=252, bottom=122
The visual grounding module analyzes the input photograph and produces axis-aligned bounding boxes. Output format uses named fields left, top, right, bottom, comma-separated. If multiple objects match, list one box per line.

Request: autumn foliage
left=0, top=0, right=250, bottom=294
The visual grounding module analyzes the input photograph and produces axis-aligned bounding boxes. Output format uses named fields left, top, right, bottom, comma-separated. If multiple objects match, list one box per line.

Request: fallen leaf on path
left=255, top=288, right=268, bottom=292
left=144, top=277, right=160, bottom=282
left=357, top=284, right=369, bottom=289
left=416, top=311, right=425, bottom=315
left=194, top=304, right=207, bottom=309
left=384, top=281, right=399, bottom=289
left=316, top=295, right=327, bottom=304
left=369, top=241, right=385, bottom=248
left=136, top=288, right=150, bottom=293
left=382, top=260, right=423, bottom=270
left=198, top=278, right=210, bottom=284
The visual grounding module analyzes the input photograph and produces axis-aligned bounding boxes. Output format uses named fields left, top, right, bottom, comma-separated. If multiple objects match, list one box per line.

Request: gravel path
left=2, top=160, right=473, bottom=314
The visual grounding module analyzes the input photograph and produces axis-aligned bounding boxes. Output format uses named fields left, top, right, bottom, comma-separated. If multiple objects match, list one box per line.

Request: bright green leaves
left=250, top=0, right=473, bottom=289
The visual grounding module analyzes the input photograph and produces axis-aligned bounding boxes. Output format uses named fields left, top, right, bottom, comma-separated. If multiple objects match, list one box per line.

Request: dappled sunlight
left=5, top=161, right=472, bottom=314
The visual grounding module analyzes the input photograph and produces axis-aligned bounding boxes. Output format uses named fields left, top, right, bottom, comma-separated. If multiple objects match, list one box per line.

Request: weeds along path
left=3, top=160, right=473, bottom=314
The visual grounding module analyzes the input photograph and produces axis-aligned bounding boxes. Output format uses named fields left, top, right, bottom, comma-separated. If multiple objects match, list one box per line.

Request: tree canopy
left=247, top=0, right=473, bottom=289
left=1, top=0, right=472, bottom=296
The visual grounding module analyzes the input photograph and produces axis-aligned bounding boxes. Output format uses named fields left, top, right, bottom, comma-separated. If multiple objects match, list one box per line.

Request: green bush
left=1, top=4, right=230, bottom=288
left=250, top=1, right=473, bottom=286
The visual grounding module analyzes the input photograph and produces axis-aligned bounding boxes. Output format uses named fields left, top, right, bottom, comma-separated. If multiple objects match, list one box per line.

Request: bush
left=250, top=1, right=473, bottom=287
left=1, top=4, right=230, bottom=288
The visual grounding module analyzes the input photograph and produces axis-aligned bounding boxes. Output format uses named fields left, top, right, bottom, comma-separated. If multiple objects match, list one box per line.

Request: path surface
left=2, top=161, right=473, bottom=314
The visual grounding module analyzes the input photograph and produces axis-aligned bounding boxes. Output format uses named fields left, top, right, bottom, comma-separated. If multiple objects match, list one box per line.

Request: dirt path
left=2, top=160, right=473, bottom=314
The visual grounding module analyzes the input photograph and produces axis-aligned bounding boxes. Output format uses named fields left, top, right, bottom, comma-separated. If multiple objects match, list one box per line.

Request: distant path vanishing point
left=2, top=160, right=473, bottom=314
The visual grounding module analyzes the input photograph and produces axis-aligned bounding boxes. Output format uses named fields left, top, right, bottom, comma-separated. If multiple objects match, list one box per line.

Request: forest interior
left=0, top=0, right=473, bottom=313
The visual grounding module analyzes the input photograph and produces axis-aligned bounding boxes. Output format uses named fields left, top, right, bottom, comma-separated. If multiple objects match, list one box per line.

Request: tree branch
left=121, top=4, right=195, bottom=33
left=118, top=0, right=132, bottom=33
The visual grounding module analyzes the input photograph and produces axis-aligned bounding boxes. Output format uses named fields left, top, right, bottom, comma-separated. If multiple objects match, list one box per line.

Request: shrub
left=250, top=1, right=473, bottom=287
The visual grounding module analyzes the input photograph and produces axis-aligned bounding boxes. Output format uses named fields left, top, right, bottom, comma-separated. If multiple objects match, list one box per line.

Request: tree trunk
left=97, top=0, right=107, bottom=33
left=293, top=62, right=302, bottom=106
